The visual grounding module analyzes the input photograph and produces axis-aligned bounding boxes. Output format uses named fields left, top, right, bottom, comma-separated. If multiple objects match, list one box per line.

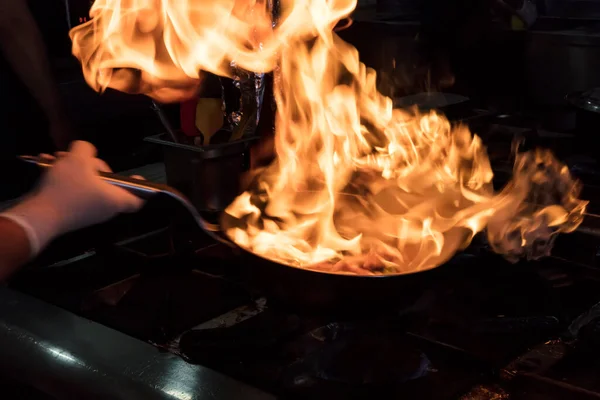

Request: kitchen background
left=13, top=1, right=597, bottom=215
left=11, top=0, right=600, bottom=178
left=4, top=2, right=600, bottom=399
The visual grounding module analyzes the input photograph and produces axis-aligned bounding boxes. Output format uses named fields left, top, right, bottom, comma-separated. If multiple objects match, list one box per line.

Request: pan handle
left=20, top=155, right=171, bottom=199
left=19, top=155, right=236, bottom=246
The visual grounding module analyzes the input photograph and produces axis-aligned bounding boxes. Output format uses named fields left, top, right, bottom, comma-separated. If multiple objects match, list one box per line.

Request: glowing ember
left=71, top=0, right=587, bottom=275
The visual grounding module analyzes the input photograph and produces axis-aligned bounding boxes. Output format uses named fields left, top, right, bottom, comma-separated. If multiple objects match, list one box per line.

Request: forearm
left=0, top=217, right=31, bottom=280
left=0, top=1, right=65, bottom=123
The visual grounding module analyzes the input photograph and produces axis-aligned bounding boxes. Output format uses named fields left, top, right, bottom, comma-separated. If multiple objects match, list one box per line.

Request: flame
left=70, top=0, right=354, bottom=102
left=71, top=0, right=587, bottom=275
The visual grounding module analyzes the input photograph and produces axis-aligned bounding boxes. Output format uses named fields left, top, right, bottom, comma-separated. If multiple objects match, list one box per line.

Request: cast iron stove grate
left=15, top=219, right=600, bottom=399
left=175, top=240, right=600, bottom=398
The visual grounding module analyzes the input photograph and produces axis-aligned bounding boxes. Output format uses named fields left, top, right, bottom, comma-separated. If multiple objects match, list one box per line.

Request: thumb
left=105, top=185, right=145, bottom=213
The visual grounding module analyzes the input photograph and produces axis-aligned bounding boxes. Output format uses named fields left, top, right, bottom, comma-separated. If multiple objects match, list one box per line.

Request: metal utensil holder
left=145, top=133, right=256, bottom=215
left=147, top=0, right=278, bottom=214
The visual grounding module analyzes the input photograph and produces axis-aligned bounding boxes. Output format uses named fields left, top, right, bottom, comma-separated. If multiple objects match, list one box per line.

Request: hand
left=6, top=141, right=144, bottom=255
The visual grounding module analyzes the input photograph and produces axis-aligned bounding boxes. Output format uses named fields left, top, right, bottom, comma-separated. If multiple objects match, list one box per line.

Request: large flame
left=71, top=0, right=587, bottom=275
left=70, top=0, right=354, bottom=102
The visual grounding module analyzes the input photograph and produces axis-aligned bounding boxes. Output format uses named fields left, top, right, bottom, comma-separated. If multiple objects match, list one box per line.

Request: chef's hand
left=2, top=141, right=144, bottom=256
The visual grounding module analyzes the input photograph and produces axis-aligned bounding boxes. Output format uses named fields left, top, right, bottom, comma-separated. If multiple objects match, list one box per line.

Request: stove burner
left=179, top=310, right=302, bottom=361
left=83, top=269, right=251, bottom=343
left=277, top=321, right=432, bottom=393
left=311, top=323, right=432, bottom=385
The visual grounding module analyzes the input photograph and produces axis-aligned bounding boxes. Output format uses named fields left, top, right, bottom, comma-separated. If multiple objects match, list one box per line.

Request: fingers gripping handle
left=19, top=155, right=229, bottom=241
left=20, top=155, right=174, bottom=200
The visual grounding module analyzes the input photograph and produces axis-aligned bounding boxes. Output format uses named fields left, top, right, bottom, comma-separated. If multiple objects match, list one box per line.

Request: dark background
left=5, top=0, right=600, bottom=193
left=13, top=0, right=600, bottom=158
left=4, top=0, right=167, bottom=175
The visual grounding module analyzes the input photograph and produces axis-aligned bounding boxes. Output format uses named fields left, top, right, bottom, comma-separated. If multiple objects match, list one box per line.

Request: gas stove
left=4, top=116, right=600, bottom=399
left=8, top=218, right=600, bottom=399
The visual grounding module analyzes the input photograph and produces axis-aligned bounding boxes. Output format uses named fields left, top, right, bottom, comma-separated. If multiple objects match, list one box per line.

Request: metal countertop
left=0, top=287, right=275, bottom=400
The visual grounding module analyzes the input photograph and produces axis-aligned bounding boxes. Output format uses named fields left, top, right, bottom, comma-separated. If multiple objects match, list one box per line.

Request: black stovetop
left=9, top=116, right=600, bottom=399
left=10, top=223, right=600, bottom=399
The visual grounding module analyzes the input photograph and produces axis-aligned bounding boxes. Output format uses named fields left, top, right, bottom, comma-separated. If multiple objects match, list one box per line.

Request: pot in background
left=526, top=19, right=600, bottom=108
left=566, top=88, right=600, bottom=136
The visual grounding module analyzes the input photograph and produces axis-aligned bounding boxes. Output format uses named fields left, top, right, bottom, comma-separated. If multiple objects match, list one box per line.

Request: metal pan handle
left=19, top=155, right=234, bottom=245
left=20, top=155, right=172, bottom=200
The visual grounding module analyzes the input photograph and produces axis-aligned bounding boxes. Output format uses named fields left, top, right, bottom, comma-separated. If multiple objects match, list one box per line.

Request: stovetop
left=8, top=115, right=600, bottom=399
left=10, top=223, right=600, bottom=399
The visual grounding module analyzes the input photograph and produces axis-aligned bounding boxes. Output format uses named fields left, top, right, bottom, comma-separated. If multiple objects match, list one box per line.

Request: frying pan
left=21, top=156, right=453, bottom=313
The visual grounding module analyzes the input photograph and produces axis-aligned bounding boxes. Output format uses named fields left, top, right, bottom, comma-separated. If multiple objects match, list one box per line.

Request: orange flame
left=70, top=0, right=354, bottom=101
left=71, top=0, right=587, bottom=275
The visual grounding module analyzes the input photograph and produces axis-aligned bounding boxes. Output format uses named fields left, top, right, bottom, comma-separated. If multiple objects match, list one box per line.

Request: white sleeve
left=0, top=212, right=41, bottom=258
left=0, top=196, right=63, bottom=259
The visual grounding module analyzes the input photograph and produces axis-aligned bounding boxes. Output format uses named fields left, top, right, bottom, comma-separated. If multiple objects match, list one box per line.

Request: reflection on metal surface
left=0, top=287, right=275, bottom=400
left=168, top=297, right=267, bottom=352
left=164, top=389, right=193, bottom=400
left=193, top=298, right=267, bottom=331
left=45, top=251, right=96, bottom=269
left=47, top=347, right=78, bottom=364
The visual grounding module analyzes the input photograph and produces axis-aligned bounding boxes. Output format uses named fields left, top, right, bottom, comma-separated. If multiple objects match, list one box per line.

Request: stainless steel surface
left=0, top=287, right=275, bottom=400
